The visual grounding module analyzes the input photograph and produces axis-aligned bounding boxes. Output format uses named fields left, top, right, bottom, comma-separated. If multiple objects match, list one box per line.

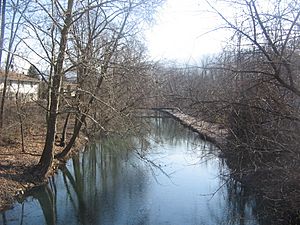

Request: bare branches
left=157, top=1, right=300, bottom=220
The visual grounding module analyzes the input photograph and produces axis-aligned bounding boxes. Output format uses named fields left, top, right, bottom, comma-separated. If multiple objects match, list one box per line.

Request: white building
left=0, top=71, right=40, bottom=101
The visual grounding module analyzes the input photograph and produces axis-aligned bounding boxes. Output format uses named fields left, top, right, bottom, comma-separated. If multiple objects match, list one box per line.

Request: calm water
left=1, top=117, right=261, bottom=225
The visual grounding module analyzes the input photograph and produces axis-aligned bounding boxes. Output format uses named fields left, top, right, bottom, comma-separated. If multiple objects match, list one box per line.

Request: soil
left=0, top=103, right=87, bottom=211
left=161, top=108, right=228, bottom=147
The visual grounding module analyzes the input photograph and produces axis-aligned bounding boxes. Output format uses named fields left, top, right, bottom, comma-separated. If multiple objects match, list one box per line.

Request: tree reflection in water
left=0, top=117, right=268, bottom=225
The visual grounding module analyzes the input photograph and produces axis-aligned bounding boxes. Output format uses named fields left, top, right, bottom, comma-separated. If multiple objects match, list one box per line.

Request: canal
left=1, top=117, right=261, bottom=225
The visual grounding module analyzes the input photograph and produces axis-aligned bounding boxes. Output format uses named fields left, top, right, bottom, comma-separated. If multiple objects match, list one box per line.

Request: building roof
left=0, top=71, right=40, bottom=83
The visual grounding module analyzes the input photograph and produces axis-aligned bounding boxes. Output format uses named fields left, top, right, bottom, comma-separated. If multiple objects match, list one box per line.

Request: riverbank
left=159, top=108, right=228, bottom=148
left=0, top=134, right=87, bottom=211
left=1, top=108, right=226, bottom=212
left=160, top=108, right=300, bottom=225
left=0, top=116, right=263, bottom=225
left=2, top=108, right=299, bottom=223
left=0, top=104, right=87, bottom=211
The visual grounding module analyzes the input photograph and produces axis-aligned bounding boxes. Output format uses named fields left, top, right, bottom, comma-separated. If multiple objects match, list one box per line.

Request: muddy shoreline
left=0, top=135, right=87, bottom=212
left=159, top=108, right=228, bottom=148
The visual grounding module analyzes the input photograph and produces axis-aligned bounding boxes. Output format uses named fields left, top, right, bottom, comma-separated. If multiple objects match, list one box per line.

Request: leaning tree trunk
left=55, top=115, right=85, bottom=159
left=55, top=76, right=104, bottom=159
left=36, top=0, right=74, bottom=179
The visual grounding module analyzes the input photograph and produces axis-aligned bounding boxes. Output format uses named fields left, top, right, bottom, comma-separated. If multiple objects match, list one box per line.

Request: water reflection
left=1, top=117, right=263, bottom=225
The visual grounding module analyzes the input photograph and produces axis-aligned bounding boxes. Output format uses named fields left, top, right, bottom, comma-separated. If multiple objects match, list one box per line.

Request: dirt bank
left=0, top=103, right=87, bottom=211
left=160, top=108, right=228, bottom=148
left=0, top=133, right=87, bottom=211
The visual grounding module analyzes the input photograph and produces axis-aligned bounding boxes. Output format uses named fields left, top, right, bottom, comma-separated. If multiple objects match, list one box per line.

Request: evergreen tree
left=27, top=64, right=40, bottom=79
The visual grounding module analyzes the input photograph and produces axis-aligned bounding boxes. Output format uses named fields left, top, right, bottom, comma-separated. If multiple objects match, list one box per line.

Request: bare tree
left=56, top=0, right=163, bottom=159
left=159, top=0, right=300, bottom=221
left=0, top=0, right=29, bottom=128
left=35, top=0, right=75, bottom=178
left=207, top=0, right=300, bottom=96
left=0, top=0, right=6, bottom=66
left=56, top=4, right=132, bottom=159
left=18, top=0, right=163, bottom=177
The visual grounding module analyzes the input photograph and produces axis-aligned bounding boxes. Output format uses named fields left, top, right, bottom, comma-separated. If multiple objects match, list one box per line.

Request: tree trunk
left=55, top=115, right=85, bottom=159
left=56, top=10, right=130, bottom=159
left=0, top=4, right=10, bottom=129
left=0, top=0, right=6, bottom=65
left=59, top=112, right=70, bottom=147
left=36, top=0, right=74, bottom=179
left=16, top=81, right=25, bottom=152
left=0, top=67, right=8, bottom=128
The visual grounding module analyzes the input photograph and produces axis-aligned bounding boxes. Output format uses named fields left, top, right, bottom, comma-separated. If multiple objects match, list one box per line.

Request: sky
left=144, top=0, right=229, bottom=64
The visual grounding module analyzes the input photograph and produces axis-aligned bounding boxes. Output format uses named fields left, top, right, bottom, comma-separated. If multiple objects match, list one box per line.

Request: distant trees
left=202, top=0, right=300, bottom=167
left=163, top=0, right=300, bottom=168
left=159, top=0, right=300, bottom=221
